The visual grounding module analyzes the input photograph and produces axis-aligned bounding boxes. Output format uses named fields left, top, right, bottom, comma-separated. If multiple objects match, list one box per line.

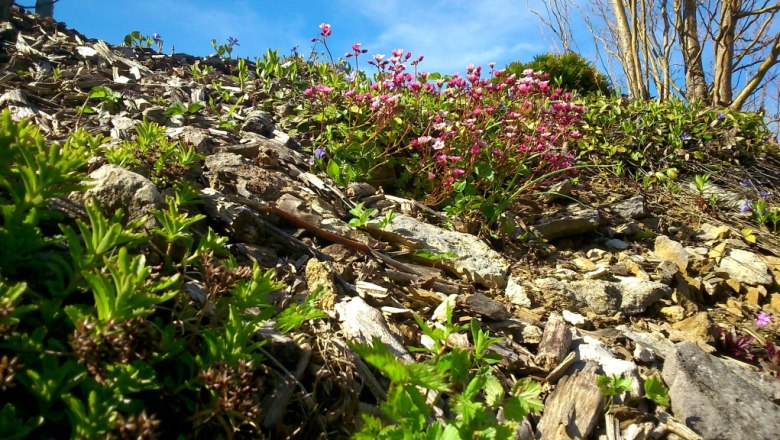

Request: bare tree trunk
left=35, top=0, right=54, bottom=18
left=677, top=0, right=708, bottom=103
left=713, top=1, right=739, bottom=106
left=610, top=0, right=649, bottom=99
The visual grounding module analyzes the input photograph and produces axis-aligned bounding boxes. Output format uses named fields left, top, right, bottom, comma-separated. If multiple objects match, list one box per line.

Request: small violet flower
left=756, top=312, right=771, bottom=327
left=227, top=36, right=239, bottom=47
left=314, top=146, right=326, bottom=159
left=681, top=133, right=691, bottom=141
left=717, top=111, right=726, bottom=120
left=152, top=33, right=162, bottom=44
left=758, top=190, right=771, bottom=199
left=740, top=199, right=753, bottom=213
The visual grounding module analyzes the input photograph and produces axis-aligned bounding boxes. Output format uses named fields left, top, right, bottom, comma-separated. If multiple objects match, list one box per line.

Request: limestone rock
left=72, top=164, right=163, bottom=224
left=613, top=195, right=646, bottom=219
left=653, top=235, right=689, bottom=271
left=532, top=206, right=600, bottom=240
left=604, top=238, right=630, bottom=250
left=505, top=277, right=532, bottom=307
left=568, top=276, right=671, bottom=316
left=200, top=188, right=264, bottom=243
left=366, top=214, right=510, bottom=288
left=718, top=248, right=773, bottom=286
left=696, top=222, right=730, bottom=241
left=204, top=152, right=293, bottom=201
left=662, top=342, right=780, bottom=440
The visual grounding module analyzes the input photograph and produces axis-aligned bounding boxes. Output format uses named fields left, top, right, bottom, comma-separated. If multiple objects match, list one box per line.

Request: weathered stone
left=240, top=110, right=274, bottom=137
left=745, top=285, right=768, bottom=305
left=305, top=258, right=337, bottom=310
left=72, top=164, right=164, bottom=224
left=604, top=238, right=630, bottom=250
left=613, top=195, right=646, bottom=219
left=718, top=248, right=773, bottom=286
left=562, top=310, right=586, bottom=326
left=204, top=152, right=293, bottom=202
left=533, top=278, right=579, bottom=311
left=659, top=305, right=686, bottom=323
left=505, top=276, right=531, bottom=307
left=662, top=341, right=780, bottom=440
left=457, top=293, right=510, bottom=320
left=200, top=188, right=264, bottom=243
left=335, top=297, right=413, bottom=363
left=568, top=276, right=671, bottom=316
left=366, top=214, right=510, bottom=288
left=653, top=259, right=679, bottom=285
left=575, top=335, right=642, bottom=396
left=669, top=312, right=714, bottom=349
left=532, top=206, right=600, bottom=240
left=769, top=293, right=780, bottom=313
left=695, top=222, right=730, bottom=241
left=653, top=235, right=690, bottom=271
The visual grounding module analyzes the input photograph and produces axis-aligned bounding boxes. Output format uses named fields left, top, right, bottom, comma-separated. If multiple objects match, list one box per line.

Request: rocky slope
left=2, top=9, right=780, bottom=440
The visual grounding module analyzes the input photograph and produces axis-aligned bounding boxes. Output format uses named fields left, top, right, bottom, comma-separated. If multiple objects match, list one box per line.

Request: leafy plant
left=165, top=101, right=205, bottom=119
left=413, top=248, right=458, bottom=262
left=377, top=210, right=396, bottom=228
left=643, top=375, right=670, bottom=407
left=693, top=173, right=710, bottom=193
left=353, top=305, right=543, bottom=438
left=275, top=287, right=328, bottom=332
left=597, top=374, right=633, bottom=404
left=348, top=202, right=376, bottom=228
left=211, top=36, right=239, bottom=59
left=505, top=51, right=611, bottom=95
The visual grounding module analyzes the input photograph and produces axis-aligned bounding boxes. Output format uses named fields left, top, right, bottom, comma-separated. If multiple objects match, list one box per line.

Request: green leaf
left=643, top=375, right=670, bottom=407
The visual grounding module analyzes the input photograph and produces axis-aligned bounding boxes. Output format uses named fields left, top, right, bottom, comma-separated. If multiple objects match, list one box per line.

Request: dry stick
left=231, top=194, right=424, bottom=276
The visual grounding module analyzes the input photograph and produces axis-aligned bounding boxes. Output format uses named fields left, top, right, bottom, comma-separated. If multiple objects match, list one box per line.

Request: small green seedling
left=643, top=375, right=670, bottom=407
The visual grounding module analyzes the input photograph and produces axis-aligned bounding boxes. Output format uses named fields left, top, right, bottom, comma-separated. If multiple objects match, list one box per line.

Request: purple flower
left=717, top=112, right=726, bottom=120
left=227, top=36, right=239, bottom=47
left=681, top=133, right=691, bottom=141
left=756, top=312, right=771, bottom=327
left=740, top=180, right=754, bottom=188
left=740, top=199, right=752, bottom=213
left=314, top=146, right=326, bottom=159
left=152, top=33, right=162, bottom=43
left=758, top=190, right=771, bottom=199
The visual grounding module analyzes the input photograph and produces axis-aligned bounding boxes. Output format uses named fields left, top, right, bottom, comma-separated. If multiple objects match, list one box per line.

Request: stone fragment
left=613, top=195, right=646, bottom=219
left=305, top=258, right=338, bottom=310
left=569, top=276, right=671, bottom=316
left=71, top=164, right=164, bottom=224
left=335, top=297, right=412, bottom=363
left=505, top=277, right=532, bottom=307
left=653, top=235, right=689, bottom=271
left=562, top=310, right=586, bottom=326
left=204, top=152, right=293, bottom=201
left=745, top=285, right=768, bottom=305
left=769, top=293, right=780, bottom=313
left=659, top=305, right=686, bottom=323
left=536, top=363, right=604, bottom=439
left=240, top=110, right=274, bottom=137
left=532, top=206, right=600, bottom=240
left=633, top=345, right=655, bottom=363
left=718, top=248, right=773, bottom=286
left=696, top=222, right=730, bottom=241
left=653, top=259, right=679, bottom=285
left=662, top=342, right=780, bottom=440
left=366, top=214, right=510, bottom=288
left=458, top=293, right=510, bottom=320
left=669, top=312, right=714, bottom=349
left=604, top=238, right=630, bottom=250
left=575, top=335, right=642, bottom=396
left=584, top=265, right=609, bottom=280
left=200, top=188, right=264, bottom=243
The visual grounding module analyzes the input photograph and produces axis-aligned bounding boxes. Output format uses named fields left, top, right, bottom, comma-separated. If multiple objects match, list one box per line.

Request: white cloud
left=348, top=0, right=547, bottom=73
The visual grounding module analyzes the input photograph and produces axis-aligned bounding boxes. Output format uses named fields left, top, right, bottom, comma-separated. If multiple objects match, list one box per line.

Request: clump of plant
left=505, top=51, right=611, bottom=96
left=90, top=120, right=203, bottom=188
left=353, top=308, right=544, bottom=438
left=0, top=111, right=329, bottom=437
left=577, top=96, right=772, bottom=175
left=211, top=36, right=239, bottom=59
left=296, top=25, right=584, bottom=231
left=714, top=325, right=780, bottom=378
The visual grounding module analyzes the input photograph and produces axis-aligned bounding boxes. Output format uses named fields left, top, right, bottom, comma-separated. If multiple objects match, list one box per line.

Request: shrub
left=297, top=39, right=584, bottom=230
left=505, top=52, right=611, bottom=96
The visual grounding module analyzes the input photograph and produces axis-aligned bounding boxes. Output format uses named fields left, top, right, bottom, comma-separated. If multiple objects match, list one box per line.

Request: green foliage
left=505, top=51, right=611, bottom=95
left=348, top=202, right=376, bottom=228
left=0, top=113, right=320, bottom=437
left=276, top=287, right=328, bottom=332
left=413, top=248, right=458, bottom=263
left=165, top=101, right=205, bottom=118
left=643, top=375, right=670, bottom=407
left=597, top=374, right=634, bottom=401
left=122, top=31, right=153, bottom=49
left=693, top=173, right=710, bottom=193
left=578, top=96, right=772, bottom=175
left=352, top=306, right=543, bottom=438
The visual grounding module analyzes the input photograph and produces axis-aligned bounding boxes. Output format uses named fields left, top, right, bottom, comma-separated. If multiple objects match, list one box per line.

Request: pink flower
left=451, top=168, right=465, bottom=178
left=373, top=53, right=385, bottom=63
left=392, top=48, right=404, bottom=57
left=432, top=139, right=445, bottom=150
left=756, top=312, right=771, bottom=327
left=352, top=42, right=362, bottom=52
left=303, top=88, right=313, bottom=97
left=319, top=23, right=332, bottom=38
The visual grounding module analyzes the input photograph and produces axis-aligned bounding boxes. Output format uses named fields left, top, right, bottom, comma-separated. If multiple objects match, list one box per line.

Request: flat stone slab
left=366, top=214, right=510, bottom=288
left=532, top=206, right=600, bottom=240
left=662, top=341, right=780, bottom=440
left=568, top=276, right=671, bottom=315
left=718, top=248, right=773, bottom=286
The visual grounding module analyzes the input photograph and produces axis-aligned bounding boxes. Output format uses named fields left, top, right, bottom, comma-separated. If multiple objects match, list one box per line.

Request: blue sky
left=55, top=0, right=564, bottom=76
